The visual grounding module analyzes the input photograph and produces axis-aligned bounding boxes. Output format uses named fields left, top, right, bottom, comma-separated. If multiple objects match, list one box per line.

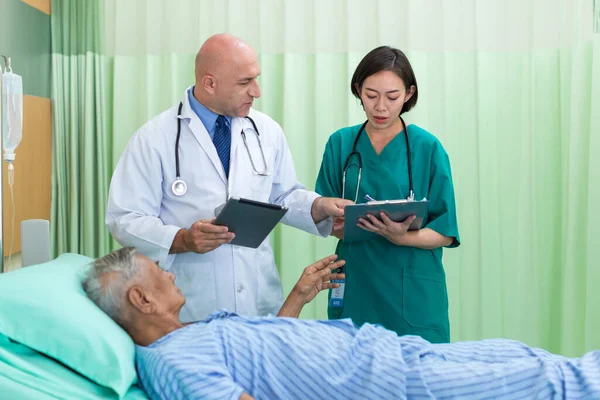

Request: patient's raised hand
left=277, top=255, right=345, bottom=318
left=293, top=255, right=346, bottom=304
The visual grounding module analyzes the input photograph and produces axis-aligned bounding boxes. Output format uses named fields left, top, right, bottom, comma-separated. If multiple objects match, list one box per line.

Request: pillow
left=0, top=332, right=115, bottom=399
left=0, top=253, right=137, bottom=398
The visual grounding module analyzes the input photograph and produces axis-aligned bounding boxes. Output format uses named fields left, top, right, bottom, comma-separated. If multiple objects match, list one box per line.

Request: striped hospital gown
left=135, top=311, right=600, bottom=399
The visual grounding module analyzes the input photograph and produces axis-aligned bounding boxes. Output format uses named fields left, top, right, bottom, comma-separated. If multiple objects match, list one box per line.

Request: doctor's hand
left=277, top=255, right=345, bottom=318
left=311, top=197, right=354, bottom=223
left=357, top=212, right=416, bottom=245
left=331, top=217, right=345, bottom=240
left=170, top=219, right=235, bottom=254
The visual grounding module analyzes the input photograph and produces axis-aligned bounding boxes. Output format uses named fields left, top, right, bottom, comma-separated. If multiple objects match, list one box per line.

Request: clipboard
left=213, top=197, right=288, bottom=248
left=342, top=200, right=429, bottom=242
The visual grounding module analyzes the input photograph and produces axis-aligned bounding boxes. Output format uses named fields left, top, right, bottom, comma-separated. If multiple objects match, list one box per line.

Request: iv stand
left=0, top=56, right=7, bottom=273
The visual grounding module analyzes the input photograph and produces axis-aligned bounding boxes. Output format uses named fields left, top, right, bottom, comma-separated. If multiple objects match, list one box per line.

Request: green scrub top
left=316, top=123, right=460, bottom=343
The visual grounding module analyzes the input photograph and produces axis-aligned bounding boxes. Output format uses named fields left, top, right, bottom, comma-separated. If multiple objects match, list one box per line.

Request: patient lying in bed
left=83, top=247, right=600, bottom=400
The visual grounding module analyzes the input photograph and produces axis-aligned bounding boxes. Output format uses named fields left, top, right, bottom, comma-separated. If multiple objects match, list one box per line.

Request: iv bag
left=2, top=72, right=23, bottom=162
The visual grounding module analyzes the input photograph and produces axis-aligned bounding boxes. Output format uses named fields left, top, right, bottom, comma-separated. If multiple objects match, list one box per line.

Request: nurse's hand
left=357, top=212, right=416, bottom=244
left=311, top=197, right=354, bottom=223
left=170, top=218, right=235, bottom=254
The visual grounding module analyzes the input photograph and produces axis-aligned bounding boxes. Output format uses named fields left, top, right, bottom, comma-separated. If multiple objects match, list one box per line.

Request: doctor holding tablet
left=106, top=34, right=351, bottom=322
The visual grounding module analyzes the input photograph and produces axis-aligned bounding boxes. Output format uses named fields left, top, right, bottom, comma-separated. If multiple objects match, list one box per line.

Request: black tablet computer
left=214, top=197, right=288, bottom=248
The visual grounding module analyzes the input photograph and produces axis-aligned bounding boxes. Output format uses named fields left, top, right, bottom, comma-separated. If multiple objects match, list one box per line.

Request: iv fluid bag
left=2, top=72, right=23, bottom=161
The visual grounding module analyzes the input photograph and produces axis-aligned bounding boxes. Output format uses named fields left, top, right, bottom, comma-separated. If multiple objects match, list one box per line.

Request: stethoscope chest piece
left=172, top=179, right=187, bottom=196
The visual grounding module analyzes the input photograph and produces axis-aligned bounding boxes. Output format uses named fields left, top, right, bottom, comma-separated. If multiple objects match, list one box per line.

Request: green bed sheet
left=0, top=333, right=148, bottom=400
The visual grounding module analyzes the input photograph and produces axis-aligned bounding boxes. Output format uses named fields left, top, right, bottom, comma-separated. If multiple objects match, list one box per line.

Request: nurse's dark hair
left=350, top=46, right=418, bottom=115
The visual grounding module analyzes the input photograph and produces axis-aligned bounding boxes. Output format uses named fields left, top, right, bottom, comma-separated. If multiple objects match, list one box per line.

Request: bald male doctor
left=106, top=34, right=352, bottom=322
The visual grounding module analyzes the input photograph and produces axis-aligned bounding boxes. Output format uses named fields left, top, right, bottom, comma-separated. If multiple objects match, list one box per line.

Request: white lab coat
left=106, top=87, right=331, bottom=322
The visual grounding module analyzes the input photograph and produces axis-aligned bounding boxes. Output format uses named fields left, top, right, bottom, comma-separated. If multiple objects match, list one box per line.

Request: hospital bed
left=0, top=253, right=150, bottom=399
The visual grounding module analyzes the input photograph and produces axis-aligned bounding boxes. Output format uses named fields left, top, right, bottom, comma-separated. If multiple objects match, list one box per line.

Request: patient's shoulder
left=135, top=322, right=240, bottom=399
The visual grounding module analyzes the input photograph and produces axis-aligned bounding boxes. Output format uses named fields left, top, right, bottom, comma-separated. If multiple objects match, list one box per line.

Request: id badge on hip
left=329, top=280, right=345, bottom=308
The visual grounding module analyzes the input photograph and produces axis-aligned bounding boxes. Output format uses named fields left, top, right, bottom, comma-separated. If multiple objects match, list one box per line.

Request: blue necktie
left=213, top=115, right=231, bottom=177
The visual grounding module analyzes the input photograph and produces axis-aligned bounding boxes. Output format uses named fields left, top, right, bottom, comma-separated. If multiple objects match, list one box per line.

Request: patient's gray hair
left=82, top=247, right=142, bottom=326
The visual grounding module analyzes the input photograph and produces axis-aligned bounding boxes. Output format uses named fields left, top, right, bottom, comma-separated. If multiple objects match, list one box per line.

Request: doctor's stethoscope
left=342, top=117, right=414, bottom=202
left=171, top=102, right=268, bottom=196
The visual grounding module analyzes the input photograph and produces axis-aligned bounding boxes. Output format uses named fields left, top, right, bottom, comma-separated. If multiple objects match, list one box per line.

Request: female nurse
left=315, top=46, right=460, bottom=343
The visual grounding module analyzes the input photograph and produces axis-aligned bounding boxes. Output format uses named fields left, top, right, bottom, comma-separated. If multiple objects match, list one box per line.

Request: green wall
left=0, top=0, right=51, bottom=98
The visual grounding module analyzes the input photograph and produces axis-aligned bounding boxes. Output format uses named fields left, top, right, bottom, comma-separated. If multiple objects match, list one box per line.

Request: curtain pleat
left=50, top=0, right=112, bottom=258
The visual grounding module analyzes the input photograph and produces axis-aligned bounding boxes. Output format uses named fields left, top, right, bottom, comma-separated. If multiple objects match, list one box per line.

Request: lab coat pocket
left=401, top=267, right=448, bottom=332
left=255, top=252, right=284, bottom=316
left=245, top=145, right=275, bottom=199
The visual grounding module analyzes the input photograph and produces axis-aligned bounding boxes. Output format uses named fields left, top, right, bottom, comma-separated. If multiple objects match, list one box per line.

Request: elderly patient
left=83, top=248, right=600, bottom=400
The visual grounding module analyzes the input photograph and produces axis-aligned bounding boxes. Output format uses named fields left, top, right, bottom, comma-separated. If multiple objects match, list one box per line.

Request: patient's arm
left=277, top=290, right=306, bottom=318
left=277, top=255, right=345, bottom=318
left=239, top=393, right=255, bottom=400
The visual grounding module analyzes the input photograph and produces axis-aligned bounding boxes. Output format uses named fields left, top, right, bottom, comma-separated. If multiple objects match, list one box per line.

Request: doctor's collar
left=186, top=87, right=232, bottom=132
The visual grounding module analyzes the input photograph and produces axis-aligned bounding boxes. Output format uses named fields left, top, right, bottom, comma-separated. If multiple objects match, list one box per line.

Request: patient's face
left=137, top=255, right=186, bottom=315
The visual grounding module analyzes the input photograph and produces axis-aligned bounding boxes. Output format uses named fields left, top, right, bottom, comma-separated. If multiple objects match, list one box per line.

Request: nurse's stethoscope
left=171, top=102, right=268, bottom=196
left=342, top=116, right=414, bottom=202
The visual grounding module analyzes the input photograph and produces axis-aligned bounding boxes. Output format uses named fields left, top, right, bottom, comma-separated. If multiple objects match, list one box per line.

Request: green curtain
left=50, top=0, right=113, bottom=259
left=51, top=0, right=600, bottom=357
left=595, top=0, right=600, bottom=33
